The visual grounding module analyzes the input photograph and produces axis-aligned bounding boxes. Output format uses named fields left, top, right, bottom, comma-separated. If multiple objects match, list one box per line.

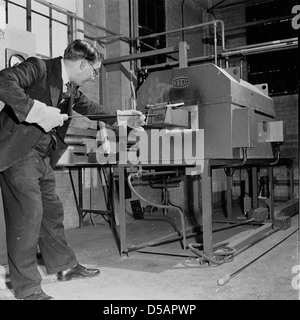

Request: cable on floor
left=188, top=240, right=237, bottom=266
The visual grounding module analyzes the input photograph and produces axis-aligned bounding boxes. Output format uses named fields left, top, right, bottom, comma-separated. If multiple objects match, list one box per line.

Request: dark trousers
left=0, top=139, right=78, bottom=299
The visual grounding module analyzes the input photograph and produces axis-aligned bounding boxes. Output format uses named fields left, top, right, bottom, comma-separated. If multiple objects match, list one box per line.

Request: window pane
left=32, top=13, right=50, bottom=57
left=8, top=3, right=26, bottom=30
left=0, top=0, right=5, bottom=28
left=32, top=2, right=49, bottom=15
left=52, top=21, right=68, bottom=57
left=33, top=0, right=77, bottom=13
left=10, top=0, right=26, bottom=6
left=51, top=0, right=77, bottom=13
left=53, top=10, right=67, bottom=24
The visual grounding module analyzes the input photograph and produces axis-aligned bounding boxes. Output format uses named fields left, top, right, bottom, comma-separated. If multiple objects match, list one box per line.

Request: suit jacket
left=0, top=56, right=112, bottom=171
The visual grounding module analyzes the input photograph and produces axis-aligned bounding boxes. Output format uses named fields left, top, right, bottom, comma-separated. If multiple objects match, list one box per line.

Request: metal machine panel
left=137, top=63, right=278, bottom=160
left=137, top=63, right=274, bottom=117
left=199, top=103, right=234, bottom=158
left=232, top=108, right=255, bottom=148
left=257, top=120, right=284, bottom=143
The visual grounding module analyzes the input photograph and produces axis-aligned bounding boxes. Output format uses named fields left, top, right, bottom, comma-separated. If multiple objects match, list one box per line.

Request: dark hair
left=64, top=39, right=102, bottom=63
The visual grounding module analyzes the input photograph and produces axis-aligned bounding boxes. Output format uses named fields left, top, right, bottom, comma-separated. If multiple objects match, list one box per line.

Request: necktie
left=61, top=82, right=75, bottom=116
left=62, top=82, right=73, bottom=99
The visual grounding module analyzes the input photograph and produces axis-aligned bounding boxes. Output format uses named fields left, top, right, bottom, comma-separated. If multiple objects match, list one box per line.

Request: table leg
left=268, top=166, right=274, bottom=221
left=118, top=165, right=127, bottom=254
left=202, top=159, right=213, bottom=260
left=225, top=168, right=232, bottom=219
left=288, top=161, right=294, bottom=199
left=252, top=167, right=258, bottom=209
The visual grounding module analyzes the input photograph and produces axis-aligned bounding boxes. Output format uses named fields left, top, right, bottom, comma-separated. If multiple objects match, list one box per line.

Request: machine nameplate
left=172, top=77, right=189, bottom=88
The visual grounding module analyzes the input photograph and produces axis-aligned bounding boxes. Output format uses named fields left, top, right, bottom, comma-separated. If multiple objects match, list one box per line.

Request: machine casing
left=137, top=63, right=283, bottom=161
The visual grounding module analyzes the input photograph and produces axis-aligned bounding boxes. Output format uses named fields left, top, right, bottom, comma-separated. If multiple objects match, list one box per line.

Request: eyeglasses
left=87, top=61, right=100, bottom=77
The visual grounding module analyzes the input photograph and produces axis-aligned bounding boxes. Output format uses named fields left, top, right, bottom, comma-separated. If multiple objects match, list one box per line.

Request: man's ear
left=79, top=60, right=86, bottom=70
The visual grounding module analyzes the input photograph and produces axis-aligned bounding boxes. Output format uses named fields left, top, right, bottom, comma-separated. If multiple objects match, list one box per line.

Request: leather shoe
left=23, top=290, right=54, bottom=300
left=57, top=264, right=100, bottom=281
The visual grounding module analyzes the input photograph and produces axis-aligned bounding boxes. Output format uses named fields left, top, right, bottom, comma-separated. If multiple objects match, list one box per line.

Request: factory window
left=246, top=0, right=298, bottom=96
left=5, top=0, right=26, bottom=30
left=2, top=0, right=79, bottom=58
left=138, top=0, right=166, bottom=67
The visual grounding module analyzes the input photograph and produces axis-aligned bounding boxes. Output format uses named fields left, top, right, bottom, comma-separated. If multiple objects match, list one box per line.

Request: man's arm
left=0, top=57, right=44, bottom=122
left=0, top=58, right=68, bottom=132
left=72, top=90, right=116, bottom=126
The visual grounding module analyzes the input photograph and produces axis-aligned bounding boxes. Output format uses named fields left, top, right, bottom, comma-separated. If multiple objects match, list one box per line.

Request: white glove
left=25, top=100, right=68, bottom=132
left=117, top=110, right=146, bottom=131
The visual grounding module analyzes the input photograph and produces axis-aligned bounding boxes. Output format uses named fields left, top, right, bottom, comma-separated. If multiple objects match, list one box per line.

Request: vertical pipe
left=26, top=0, right=31, bottom=32
left=132, top=0, right=140, bottom=70
left=213, top=22, right=217, bottom=65
left=179, top=41, right=188, bottom=68
left=181, top=0, right=186, bottom=41
left=100, top=62, right=106, bottom=107
left=240, top=57, right=244, bottom=80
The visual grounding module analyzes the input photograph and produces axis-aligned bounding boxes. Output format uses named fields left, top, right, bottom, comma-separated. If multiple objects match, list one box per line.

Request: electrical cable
left=127, top=171, right=187, bottom=249
left=188, top=241, right=236, bottom=266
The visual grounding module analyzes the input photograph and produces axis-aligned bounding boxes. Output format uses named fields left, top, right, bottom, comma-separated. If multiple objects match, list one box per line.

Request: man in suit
left=0, top=39, right=144, bottom=300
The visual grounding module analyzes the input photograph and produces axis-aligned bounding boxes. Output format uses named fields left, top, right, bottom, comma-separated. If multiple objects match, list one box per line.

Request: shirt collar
left=61, top=59, right=69, bottom=85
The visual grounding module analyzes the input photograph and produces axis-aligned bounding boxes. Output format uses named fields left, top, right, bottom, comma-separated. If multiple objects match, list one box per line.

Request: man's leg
left=38, top=156, right=78, bottom=274
left=0, top=151, right=45, bottom=299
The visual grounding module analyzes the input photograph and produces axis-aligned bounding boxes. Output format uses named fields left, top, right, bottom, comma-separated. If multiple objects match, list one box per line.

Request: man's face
left=72, top=60, right=101, bottom=86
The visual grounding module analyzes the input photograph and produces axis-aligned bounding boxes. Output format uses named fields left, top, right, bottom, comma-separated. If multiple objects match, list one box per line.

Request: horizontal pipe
left=140, top=38, right=297, bottom=71
left=223, top=40, right=297, bottom=57
left=226, top=37, right=298, bottom=51
left=103, top=46, right=179, bottom=65
left=134, top=20, right=226, bottom=52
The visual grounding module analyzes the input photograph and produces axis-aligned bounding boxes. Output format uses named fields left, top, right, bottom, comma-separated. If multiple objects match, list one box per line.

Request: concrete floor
left=0, top=210, right=299, bottom=301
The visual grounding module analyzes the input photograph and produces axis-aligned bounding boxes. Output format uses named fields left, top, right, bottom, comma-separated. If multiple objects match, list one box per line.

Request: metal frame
left=114, top=158, right=294, bottom=260
left=60, top=164, right=115, bottom=228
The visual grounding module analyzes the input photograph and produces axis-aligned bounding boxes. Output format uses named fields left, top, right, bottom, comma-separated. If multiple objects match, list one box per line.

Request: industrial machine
left=0, top=24, right=36, bottom=265
left=136, top=63, right=283, bottom=161
left=116, top=60, right=287, bottom=260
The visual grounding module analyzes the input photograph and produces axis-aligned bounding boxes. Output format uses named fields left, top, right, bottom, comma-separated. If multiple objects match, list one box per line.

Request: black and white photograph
left=0, top=0, right=299, bottom=304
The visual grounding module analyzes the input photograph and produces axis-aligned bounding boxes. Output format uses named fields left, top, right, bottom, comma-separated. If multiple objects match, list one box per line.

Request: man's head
left=63, top=39, right=102, bottom=86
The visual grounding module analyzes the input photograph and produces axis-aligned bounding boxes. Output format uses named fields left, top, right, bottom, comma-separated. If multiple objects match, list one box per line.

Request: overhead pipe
left=133, top=19, right=226, bottom=52
left=140, top=37, right=297, bottom=71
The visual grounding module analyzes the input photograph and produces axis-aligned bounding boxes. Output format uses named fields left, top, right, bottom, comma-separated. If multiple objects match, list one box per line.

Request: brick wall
left=273, top=94, right=299, bottom=199
left=206, top=6, right=299, bottom=205
left=166, top=0, right=206, bottom=60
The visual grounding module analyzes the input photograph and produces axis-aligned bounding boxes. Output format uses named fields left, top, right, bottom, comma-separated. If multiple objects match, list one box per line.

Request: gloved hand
left=117, top=110, right=146, bottom=131
left=25, top=100, right=68, bottom=132
left=38, top=109, right=68, bottom=132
